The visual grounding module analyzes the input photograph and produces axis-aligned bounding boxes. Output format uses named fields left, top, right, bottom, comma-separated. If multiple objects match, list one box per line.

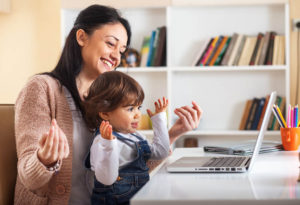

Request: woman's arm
left=15, top=76, right=57, bottom=190
left=168, top=101, right=203, bottom=144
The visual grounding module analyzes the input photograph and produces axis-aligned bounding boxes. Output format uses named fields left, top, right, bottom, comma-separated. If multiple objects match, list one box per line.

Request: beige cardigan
left=14, top=74, right=163, bottom=205
left=14, top=75, right=73, bottom=205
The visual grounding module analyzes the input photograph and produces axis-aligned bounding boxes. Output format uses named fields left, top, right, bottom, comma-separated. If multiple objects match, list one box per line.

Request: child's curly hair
left=82, top=71, right=144, bottom=131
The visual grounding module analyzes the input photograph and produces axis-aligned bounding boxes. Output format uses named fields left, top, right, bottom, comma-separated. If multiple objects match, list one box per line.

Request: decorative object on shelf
left=137, top=114, right=152, bottom=130
left=120, top=48, right=140, bottom=67
left=183, top=138, right=198, bottom=147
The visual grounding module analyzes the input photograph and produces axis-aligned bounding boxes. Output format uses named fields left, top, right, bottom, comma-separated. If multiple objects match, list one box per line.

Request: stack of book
left=239, top=95, right=286, bottom=131
left=192, top=32, right=285, bottom=67
left=140, top=26, right=166, bottom=67
left=204, top=141, right=283, bottom=156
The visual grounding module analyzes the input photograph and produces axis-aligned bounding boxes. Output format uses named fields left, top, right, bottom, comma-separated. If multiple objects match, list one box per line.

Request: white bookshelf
left=61, top=0, right=290, bottom=146
left=0, top=0, right=10, bottom=13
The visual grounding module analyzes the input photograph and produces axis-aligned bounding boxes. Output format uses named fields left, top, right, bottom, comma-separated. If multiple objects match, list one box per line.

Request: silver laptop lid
left=248, top=91, right=277, bottom=172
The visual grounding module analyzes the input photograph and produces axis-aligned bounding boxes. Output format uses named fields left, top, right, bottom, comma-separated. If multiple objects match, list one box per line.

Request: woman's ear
left=99, top=112, right=109, bottom=121
left=76, top=29, right=87, bottom=46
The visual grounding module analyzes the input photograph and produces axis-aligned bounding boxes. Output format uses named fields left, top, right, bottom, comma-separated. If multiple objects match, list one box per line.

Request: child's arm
left=90, top=121, right=119, bottom=185
left=147, top=97, right=170, bottom=159
left=147, top=97, right=168, bottom=117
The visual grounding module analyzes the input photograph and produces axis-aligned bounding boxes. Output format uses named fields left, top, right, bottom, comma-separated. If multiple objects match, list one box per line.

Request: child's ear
left=99, top=112, right=109, bottom=121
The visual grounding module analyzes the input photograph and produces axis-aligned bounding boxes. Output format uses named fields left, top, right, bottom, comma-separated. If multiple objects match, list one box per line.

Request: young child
left=83, top=71, right=170, bottom=205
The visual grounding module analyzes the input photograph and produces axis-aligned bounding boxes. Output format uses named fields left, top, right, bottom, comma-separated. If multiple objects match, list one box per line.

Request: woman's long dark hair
left=46, top=5, right=131, bottom=114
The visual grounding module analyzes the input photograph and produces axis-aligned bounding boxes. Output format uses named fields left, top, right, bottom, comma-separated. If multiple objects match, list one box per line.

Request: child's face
left=106, top=104, right=142, bottom=134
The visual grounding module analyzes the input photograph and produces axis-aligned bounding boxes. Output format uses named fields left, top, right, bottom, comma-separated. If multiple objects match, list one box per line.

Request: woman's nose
left=110, top=48, right=121, bottom=63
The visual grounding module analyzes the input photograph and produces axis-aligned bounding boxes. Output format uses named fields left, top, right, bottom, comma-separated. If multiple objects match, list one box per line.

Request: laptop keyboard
left=204, top=157, right=247, bottom=167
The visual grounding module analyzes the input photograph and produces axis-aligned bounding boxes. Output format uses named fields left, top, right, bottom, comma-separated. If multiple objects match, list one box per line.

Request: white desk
left=131, top=148, right=300, bottom=205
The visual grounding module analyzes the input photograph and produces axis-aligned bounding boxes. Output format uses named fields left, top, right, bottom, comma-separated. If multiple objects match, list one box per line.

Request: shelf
left=61, top=1, right=289, bottom=145
left=171, top=66, right=287, bottom=72
left=137, top=129, right=280, bottom=136
left=172, top=0, right=288, bottom=7
left=117, top=67, right=167, bottom=73
left=61, top=0, right=171, bottom=9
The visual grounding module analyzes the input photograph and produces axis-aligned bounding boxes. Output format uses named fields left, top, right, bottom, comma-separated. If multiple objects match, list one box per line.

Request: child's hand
left=147, top=97, right=169, bottom=117
left=100, top=121, right=115, bottom=140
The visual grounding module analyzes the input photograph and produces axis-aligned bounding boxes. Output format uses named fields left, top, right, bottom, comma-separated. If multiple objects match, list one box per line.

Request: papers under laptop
left=166, top=91, right=277, bottom=173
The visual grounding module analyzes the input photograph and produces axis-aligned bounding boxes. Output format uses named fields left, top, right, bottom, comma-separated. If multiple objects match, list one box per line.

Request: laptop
left=166, top=91, right=277, bottom=173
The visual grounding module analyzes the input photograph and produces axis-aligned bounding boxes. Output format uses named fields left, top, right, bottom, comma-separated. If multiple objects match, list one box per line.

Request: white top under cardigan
left=90, top=112, right=170, bottom=185
left=64, top=87, right=95, bottom=205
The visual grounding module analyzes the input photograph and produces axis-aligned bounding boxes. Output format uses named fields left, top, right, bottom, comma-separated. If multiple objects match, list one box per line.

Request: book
left=140, top=36, right=151, bottom=67
left=232, top=35, right=246, bottom=66
left=209, top=36, right=228, bottom=66
left=266, top=32, right=276, bottom=65
left=238, top=36, right=257, bottom=66
left=239, top=99, right=253, bottom=130
left=195, top=38, right=214, bottom=66
left=251, top=97, right=266, bottom=130
left=274, top=97, right=286, bottom=130
left=277, top=35, right=285, bottom=65
left=272, top=35, right=280, bottom=65
left=254, top=35, right=265, bottom=65
left=268, top=96, right=281, bottom=130
left=245, top=98, right=259, bottom=130
left=214, top=37, right=231, bottom=65
left=150, top=27, right=160, bottom=66
left=146, top=30, right=157, bottom=66
left=192, top=38, right=212, bottom=66
left=258, top=31, right=272, bottom=65
left=249, top=32, right=264, bottom=65
left=221, top=33, right=238, bottom=66
left=200, top=36, right=219, bottom=66
left=227, top=34, right=244, bottom=66
left=205, top=35, right=224, bottom=66
left=204, top=141, right=283, bottom=156
left=153, top=26, right=167, bottom=66
left=257, top=95, right=270, bottom=130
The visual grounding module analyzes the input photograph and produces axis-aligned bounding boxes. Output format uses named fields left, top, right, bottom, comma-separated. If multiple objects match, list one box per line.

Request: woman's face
left=78, top=23, right=128, bottom=78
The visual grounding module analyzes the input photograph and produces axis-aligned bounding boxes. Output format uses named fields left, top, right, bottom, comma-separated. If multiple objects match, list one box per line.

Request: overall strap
left=112, top=131, right=144, bottom=142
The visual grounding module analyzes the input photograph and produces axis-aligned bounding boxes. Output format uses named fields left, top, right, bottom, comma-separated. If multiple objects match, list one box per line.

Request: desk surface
left=131, top=148, right=300, bottom=205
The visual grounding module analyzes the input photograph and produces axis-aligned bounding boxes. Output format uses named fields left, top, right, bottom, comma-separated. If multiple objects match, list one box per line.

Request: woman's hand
left=100, top=121, right=115, bottom=140
left=147, top=97, right=169, bottom=117
left=169, top=101, right=203, bottom=144
left=37, top=119, right=70, bottom=167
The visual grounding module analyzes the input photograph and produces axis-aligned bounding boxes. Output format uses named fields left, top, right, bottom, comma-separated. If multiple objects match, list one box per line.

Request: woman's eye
left=107, top=42, right=115, bottom=47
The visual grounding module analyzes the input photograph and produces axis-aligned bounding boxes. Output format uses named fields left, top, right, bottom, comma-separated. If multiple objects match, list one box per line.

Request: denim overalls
left=88, top=131, right=151, bottom=205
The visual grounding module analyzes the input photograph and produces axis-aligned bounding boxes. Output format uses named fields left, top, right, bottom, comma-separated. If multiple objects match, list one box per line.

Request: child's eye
left=138, top=105, right=142, bottom=110
left=127, top=107, right=134, bottom=112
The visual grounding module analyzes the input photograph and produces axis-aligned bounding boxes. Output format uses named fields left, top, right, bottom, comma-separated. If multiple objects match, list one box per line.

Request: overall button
left=56, top=184, right=65, bottom=195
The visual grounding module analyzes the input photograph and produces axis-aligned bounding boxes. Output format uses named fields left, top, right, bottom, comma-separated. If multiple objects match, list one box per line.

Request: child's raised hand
left=100, top=121, right=115, bottom=140
left=147, top=97, right=169, bottom=117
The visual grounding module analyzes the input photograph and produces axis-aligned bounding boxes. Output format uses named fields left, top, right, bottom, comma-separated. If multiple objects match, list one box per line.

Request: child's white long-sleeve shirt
left=90, top=112, right=169, bottom=185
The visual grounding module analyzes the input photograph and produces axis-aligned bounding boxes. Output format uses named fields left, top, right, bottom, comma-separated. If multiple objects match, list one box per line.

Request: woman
left=14, top=4, right=202, bottom=205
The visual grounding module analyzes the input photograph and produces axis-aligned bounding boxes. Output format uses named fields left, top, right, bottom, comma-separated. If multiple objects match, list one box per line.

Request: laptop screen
left=247, top=91, right=277, bottom=172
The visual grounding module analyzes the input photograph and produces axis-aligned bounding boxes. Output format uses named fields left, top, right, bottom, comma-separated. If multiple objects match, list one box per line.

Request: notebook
left=166, top=91, right=277, bottom=173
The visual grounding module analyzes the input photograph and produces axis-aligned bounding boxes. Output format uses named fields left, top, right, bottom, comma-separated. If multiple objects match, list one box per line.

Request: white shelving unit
left=0, top=0, right=10, bottom=13
left=61, top=0, right=290, bottom=146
